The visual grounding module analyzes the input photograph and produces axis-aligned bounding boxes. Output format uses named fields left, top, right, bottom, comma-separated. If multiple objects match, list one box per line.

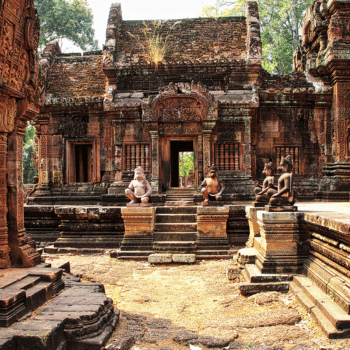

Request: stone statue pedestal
left=126, top=202, right=151, bottom=207
left=202, top=200, right=224, bottom=207
left=118, top=207, right=155, bottom=259
left=265, top=205, right=298, bottom=212
left=251, top=202, right=266, bottom=208
left=196, top=206, right=230, bottom=259
left=255, top=211, right=306, bottom=274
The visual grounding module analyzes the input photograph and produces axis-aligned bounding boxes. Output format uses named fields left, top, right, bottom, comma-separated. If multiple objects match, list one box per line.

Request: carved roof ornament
left=141, top=81, right=218, bottom=123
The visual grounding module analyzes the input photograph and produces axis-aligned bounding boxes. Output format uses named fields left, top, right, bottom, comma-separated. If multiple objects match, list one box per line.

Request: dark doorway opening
left=75, top=144, right=93, bottom=182
left=170, top=141, right=193, bottom=187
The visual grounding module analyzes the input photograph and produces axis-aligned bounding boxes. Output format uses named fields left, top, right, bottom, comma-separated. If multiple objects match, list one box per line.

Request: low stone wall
left=24, top=204, right=251, bottom=252
left=24, top=205, right=61, bottom=244
left=303, top=213, right=350, bottom=314
left=54, top=206, right=124, bottom=249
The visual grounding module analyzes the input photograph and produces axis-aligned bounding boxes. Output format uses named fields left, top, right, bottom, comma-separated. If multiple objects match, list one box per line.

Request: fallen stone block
left=172, top=254, right=196, bottom=263
left=148, top=254, right=172, bottom=264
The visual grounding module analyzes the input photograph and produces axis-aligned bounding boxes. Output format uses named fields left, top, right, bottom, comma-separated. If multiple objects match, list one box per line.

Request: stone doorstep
left=264, top=205, right=298, bottom=212
left=243, top=264, right=294, bottom=283
left=290, top=276, right=350, bottom=339
left=238, top=264, right=292, bottom=295
left=148, top=254, right=196, bottom=264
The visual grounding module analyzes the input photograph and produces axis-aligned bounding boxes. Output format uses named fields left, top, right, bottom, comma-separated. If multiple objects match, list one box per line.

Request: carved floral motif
left=0, top=93, right=17, bottom=133
left=142, top=81, right=218, bottom=123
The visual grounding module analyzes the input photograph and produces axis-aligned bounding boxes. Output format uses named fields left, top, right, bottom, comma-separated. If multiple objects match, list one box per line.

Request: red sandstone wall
left=46, top=53, right=107, bottom=98
left=116, top=17, right=247, bottom=63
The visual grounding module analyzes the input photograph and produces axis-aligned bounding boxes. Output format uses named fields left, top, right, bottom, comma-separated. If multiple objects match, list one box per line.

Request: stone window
left=124, top=144, right=150, bottom=171
left=275, top=146, right=299, bottom=174
left=214, top=144, right=240, bottom=171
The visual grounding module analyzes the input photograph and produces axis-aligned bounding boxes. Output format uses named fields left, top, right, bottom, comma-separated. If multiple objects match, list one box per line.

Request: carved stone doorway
left=66, top=141, right=97, bottom=183
left=170, top=140, right=194, bottom=187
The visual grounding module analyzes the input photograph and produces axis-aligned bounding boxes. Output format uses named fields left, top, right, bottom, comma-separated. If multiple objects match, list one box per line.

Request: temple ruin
left=3, top=0, right=350, bottom=347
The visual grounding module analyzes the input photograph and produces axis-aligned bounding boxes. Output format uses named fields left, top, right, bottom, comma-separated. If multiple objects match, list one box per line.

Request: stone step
left=156, top=206, right=197, bottom=214
left=154, top=223, right=197, bottom=232
left=196, top=250, right=231, bottom=260
left=1, top=276, right=41, bottom=290
left=156, top=214, right=196, bottom=223
left=164, top=201, right=194, bottom=206
left=154, top=241, right=196, bottom=253
left=242, top=264, right=293, bottom=283
left=239, top=281, right=290, bottom=296
left=154, top=232, right=197, bottom=241
left=117, top=251, right=153, bottom=260
left=166, top=189, right=197, bottom=193
left=25, top=281, right=53, bottom=310
left=291, top=275, right=350, bottom=337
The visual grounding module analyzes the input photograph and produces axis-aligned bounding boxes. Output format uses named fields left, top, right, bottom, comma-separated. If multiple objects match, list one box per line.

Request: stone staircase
left=290, top=275, right=350, bottom=338
left=153, top=206, right=197, bottom=254
left=0, top=264, right=64, bottom=327
left=165, top=188, right=196, bottom=206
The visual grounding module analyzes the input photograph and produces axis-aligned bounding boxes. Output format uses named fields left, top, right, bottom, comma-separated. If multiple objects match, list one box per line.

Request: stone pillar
left=245, top=206, right=264, bottom=248
left=202, top=122, right=215, bottom=173
left=255, top=211, right=307, bottom=274
left=244, top=118, right=252, bottom=176
left=150, top=131, right=159, bottom=192
left=7, top=125, right=40, bottom=267
left=0, top=133, right=11, bottom=268
left=35, top=119, right=51, bottom=196
left=196, top=206, right=230, bottom=258
left=118, top=207, right=155, bottom=259
left=197, top=134, right=203, bottom=182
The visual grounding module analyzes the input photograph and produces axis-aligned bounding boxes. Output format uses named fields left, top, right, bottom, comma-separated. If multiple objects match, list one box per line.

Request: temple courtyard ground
left=45, top=254, right=350, bottom=349
left=31, top=202, right=350, bottom=349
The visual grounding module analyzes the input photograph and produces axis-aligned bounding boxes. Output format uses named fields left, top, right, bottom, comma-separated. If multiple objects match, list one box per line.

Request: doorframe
left=65, top=139, right=99, bottom=184
left=165, top=136, right=198, bottom=189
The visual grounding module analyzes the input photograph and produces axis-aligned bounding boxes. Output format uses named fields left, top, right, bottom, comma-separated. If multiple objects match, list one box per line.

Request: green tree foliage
left=23, top=125, right=38, bottom=184
left=200, top=0, right=313, bottom=75
left=179, top=152, right=194, bottom=177
left=34, top=0, right=98, bottom=51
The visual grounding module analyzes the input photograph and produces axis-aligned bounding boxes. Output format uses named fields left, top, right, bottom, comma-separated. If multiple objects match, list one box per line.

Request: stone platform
left=0, top=265, right=119, bottom=350
left=0, top=264, right=64, bottom=327
left=237, top=202, right=350, bottom=338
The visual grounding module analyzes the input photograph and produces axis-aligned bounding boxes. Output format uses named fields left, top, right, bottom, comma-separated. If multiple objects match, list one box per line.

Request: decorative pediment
left=141, top=81, right=218, bottom=122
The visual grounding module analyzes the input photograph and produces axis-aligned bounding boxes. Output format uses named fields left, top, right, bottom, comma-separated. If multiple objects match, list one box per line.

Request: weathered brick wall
left=46, top=53, right=107, bottom=98
left=116, top=17, right=247, bottom=63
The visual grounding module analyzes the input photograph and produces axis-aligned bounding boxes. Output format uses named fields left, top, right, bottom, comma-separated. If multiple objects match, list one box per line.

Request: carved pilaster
left=244, top=118, right=252, bottom=176
left=203, top=122, right=216, bottom=174
left=36, top=120, right=51, bottom=195
left=332, top=82, right=350, bottom=162
left=7, top=125, right=40, bottom=267
left=0, top=134, right=11, bottom=268
left=149, top=130, right=159, bottom=192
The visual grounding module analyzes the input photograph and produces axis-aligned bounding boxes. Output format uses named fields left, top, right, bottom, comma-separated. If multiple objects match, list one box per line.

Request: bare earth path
left=45, top=254, right=350, bottom=350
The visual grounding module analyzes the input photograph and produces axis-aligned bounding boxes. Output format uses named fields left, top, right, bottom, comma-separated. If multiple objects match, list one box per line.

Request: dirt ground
left=45, top=253, right=350, bottom=350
